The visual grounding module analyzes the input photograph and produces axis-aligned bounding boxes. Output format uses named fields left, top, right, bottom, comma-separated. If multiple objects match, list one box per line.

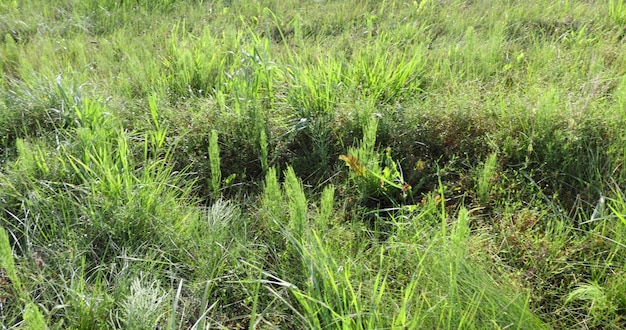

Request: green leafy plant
left=0, top=227, right=25, bottom=300
left=209, top=129, right=222, bottom=197
left=0, top=227, right=47, bottom=328
left=339, top=117, right=411, bottom=204
left=23, top=303, right=47, bottom=330
left=477, top=152, right=498, bottom=204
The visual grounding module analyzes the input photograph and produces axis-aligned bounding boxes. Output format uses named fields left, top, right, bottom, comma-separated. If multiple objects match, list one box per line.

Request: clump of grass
left=254, top=168, right=544, bottom=329
left=608, top=0, right=626, bottom=24
left=348, top=35, right=426, bottom=103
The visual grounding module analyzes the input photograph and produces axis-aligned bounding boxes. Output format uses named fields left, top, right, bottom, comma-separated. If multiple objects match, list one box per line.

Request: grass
left=1, top=0, right=626, bottom=328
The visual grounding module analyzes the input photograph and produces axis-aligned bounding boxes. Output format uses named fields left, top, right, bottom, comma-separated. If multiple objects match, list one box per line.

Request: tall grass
left=256, top=172, right=546, bottom=329
left=2, top=0, right=626, bottom=328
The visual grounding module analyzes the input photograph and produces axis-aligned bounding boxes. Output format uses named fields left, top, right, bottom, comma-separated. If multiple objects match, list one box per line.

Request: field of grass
left=1, top=0, right=626, bottom=328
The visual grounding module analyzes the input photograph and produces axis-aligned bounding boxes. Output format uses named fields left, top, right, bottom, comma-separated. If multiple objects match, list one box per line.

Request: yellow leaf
left=339, top=154, right=366, bottom=176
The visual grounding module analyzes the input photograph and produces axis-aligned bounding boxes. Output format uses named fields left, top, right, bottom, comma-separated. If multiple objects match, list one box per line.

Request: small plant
left=0, top=227, right=47, bottom=328
left=340, top=117, right=411, bottom=204
left=120, top=277, right=168, bottom=330
left=284, top=166, right=308, bottom=239
left=146, top=94, right=168, bottom=157
left=262, top=166, right=284, bottom=222
left=349, top=37, right=425, bottom=103
left=259, top=128, right=269, bottom=174
left=340, top=147, right=411, bottom=201
left=477, top=152, right=498, bottom=204
left=609, top=0, right=626, bottom=24
left=23, top=303, right=47, bottom=330
left=209, top=129, right=222, bottom=197
left=0, top=227, right=25, bottom=301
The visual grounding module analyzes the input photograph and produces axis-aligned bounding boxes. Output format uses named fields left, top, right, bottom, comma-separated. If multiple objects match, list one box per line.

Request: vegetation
left=1, top=0, right=626, bottom=328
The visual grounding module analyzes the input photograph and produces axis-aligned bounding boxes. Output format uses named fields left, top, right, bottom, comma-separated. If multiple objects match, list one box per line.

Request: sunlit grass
left=1, top=0, right=626, bottom=328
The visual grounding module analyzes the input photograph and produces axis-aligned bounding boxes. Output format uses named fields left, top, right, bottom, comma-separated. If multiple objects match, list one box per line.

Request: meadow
left=1, top=0, right=626, bottom=328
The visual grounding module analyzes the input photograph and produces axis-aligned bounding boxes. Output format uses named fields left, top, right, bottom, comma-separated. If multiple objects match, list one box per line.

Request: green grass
left=1, top=0, right=626, bottom=328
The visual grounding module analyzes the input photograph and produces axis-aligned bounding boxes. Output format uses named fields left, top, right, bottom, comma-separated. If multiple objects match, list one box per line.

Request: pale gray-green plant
left=118, top=276, right=167, bottom=329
